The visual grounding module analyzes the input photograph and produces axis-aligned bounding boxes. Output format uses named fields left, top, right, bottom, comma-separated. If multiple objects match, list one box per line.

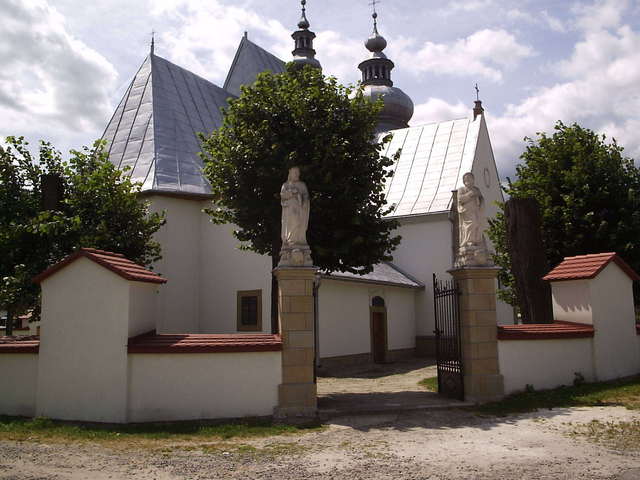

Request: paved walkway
left=317, top=357, right=468, bottom=414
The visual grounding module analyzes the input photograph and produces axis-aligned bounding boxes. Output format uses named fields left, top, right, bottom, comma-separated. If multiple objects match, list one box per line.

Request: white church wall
left=318, top=279, right=416, bottom=359
left=391, top=214, right=452, bottom=338
left=148, top=195, right=201, bottom=333
left=128, top=282, right=160, bottom=337
left=0, top=354, right=38, bottom=417
left=550, top=279, right=593, bottom=324
left=127, top=351, right=281, bottom=422
left=198, top=211, right=272, bottom=334
left=589, top=263, right=640, bottom=380
left=36, top=258, right=130, bottom=423
left=498, top=338, right=594, bottom=395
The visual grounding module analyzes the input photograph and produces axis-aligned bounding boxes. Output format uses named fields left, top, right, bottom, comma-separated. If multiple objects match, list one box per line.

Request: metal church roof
left=223, top=36, right=286, bottom=97
left=381, top=117, right=482, bottom=217
left=102, top=54, right=235, bottom=196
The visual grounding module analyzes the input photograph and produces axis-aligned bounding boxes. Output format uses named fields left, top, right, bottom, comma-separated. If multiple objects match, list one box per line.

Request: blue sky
left=1, top=0, right=639, bottom=179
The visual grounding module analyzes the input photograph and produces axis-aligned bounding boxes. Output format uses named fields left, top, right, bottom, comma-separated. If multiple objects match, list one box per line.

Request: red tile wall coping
left=498, top=321, right=595, bottom=341
left=0, top=336, right=40, bottom=353
left=543, top=252, right=640, bottom=282
left=33, top=248, right=167, bottom=285
left=128, top=331, right=283, bottom=354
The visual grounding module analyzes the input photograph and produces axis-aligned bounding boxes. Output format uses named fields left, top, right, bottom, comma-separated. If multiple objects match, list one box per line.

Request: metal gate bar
left=433, top=273, right=464, bottom=401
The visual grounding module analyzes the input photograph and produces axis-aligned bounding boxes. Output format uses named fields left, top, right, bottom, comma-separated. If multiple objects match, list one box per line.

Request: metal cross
left=475, top=83, right=480, bottom=101
left=369, top=0, right=380, bottom=15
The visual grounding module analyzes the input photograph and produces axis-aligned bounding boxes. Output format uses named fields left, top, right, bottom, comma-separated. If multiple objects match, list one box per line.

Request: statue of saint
left=455, top=172, right=491, bottom=267
left=279, top=166, right=312, bottom=266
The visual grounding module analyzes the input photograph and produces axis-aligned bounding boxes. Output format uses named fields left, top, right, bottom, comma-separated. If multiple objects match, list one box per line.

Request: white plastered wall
left=36, top=258, right=130, bottom=423
left=498, top=338, right=594, bottom=394
left=127, top=352, right=281, bottom=421
left=391, top=216, right=451, bottom=337
left=318, top=279, right=416, bottom=359
left=550, top=280, right=592, bottom=324
left=148, top=195, right=272, bottom=334
left=589, top=263, right=640, bottom=379
left=129, top=282, right=160, bottom=337
left=0, top=354, right=38, bottom=416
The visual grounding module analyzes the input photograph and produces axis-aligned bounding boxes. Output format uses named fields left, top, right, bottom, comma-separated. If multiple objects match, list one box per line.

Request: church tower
left=358, top=9, right=413, bottom=132
left=291, top=0, right=321, bottom=69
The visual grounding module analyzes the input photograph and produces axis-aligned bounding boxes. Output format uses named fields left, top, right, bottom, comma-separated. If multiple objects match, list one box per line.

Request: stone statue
left=279, top=166, right=312, bottom=266
left=455, top=172, right=491, bottom=267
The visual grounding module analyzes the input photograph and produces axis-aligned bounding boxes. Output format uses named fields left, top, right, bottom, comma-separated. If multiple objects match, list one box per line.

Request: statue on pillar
left=454, top=172, right=492, bottom=267
left=279, top=166, right=312, bottom=266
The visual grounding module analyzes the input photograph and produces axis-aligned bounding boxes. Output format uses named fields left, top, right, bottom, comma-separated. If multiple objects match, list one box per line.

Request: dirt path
left=2, top=406, right=639, bottom=479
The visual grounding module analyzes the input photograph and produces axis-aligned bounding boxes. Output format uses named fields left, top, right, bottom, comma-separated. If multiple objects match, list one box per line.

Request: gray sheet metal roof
left=223, top=36, right=286, bottom=97
left=323, top=262, right=423, bottom=289
left=102, top=54, right=234, bottom=195
left=381, top=118, right=481, bottom=217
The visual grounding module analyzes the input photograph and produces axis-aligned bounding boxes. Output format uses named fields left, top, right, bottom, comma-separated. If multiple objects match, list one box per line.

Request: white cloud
left=410, top=98, right=470, bottom=127
left=488, top=21, right=640, bottom=176
left=395, top=29, right=535, bottom=83
left=573, top=0, right=630, bottom=32
left=0, top=0, right=117, bottom=148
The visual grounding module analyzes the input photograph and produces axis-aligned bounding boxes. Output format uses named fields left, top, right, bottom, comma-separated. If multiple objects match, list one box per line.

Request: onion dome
left=291, top=0, right=321, bottom=69
left=358, top=11, right=413, bottom=132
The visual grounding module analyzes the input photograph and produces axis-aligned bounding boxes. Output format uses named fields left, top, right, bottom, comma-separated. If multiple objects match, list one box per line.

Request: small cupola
left=291, top=0, right=321, bottom=70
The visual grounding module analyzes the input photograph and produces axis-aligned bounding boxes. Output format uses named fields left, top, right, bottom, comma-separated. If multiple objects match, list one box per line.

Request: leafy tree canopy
left=488, top=121, right=640, bottom=304
left=201, top=64, right=401, bottom=273
left=0, top=137, right=165, bottom=325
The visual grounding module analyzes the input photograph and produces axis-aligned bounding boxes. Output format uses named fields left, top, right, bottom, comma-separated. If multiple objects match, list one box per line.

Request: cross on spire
left=475, top=83, right=480, bottom=101
left=150, top=30, right=155, bottom=55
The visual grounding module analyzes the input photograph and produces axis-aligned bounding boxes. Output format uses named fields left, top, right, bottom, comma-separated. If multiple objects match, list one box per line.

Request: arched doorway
left=370, top=296, right=388, bottom=364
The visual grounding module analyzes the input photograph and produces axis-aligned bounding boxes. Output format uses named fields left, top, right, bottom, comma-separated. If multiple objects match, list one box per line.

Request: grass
left=570, top=419, right=640, bottom=452
left=418, top=376, right=438, bottom=392
left=477, top=376, right=640, bottom=416
left=0, top=416, right=323, bottom=448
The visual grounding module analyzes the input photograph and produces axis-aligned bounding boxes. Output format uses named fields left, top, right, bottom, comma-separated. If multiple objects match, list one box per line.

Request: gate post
left=449, top=267, right=504, bottom=403
left=274, top=266, right=318, bottom=418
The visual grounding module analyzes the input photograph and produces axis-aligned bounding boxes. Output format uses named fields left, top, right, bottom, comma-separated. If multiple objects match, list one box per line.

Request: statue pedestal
left=273, top=266, right=318, bottom=418
left=449, top=266, right=504, bottom=403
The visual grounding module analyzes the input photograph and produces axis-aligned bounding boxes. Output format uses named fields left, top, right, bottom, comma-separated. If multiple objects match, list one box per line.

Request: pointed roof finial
left=365, top=0, right=387, bottom=54
left=150, top=30, right=155, bottom=55
left=473, top=83, right=485, bottom=120
left=298, top=0, right=310, bottom=29
left=370, top=0, right=379, bottom=33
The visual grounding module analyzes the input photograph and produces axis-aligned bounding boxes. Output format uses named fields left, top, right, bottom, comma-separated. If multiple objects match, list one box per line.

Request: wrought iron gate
left=433, top=274, right=464, bottom=401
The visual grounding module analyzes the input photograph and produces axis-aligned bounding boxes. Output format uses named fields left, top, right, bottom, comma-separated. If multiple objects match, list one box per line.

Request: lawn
left=418, top=376, right=438, bottom=391
left=477, top=375, right=640, bottom=416
left=0, top=415, right=322, bottom=448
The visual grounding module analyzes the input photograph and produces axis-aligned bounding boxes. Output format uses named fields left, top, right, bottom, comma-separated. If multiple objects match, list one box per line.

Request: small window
left=372, top=296, right=385, bottom=307
left=237, top=290, right=262, bottom=332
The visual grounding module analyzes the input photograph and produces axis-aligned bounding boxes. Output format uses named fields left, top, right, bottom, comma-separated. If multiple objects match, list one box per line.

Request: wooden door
left=370, top=296, right=387, bottom=364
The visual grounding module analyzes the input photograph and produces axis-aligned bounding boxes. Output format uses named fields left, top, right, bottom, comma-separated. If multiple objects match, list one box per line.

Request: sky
left=1, top=0, right=639, bottom=179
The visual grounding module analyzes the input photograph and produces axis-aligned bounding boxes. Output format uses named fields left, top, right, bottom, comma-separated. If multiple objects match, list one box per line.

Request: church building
left=101, top=2, right=510, bottom=366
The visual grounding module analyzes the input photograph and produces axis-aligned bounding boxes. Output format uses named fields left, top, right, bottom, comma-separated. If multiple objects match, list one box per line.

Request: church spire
left=357, top=4, right=413, bottom=132
left=291, top=0, right=321, bottom=69
left=150, top=30, right=155, bottom=55
left=473, top=83, right=485, bottom=120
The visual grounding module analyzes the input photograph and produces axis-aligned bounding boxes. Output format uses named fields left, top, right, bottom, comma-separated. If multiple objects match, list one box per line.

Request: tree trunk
left=505, top=198, right=554, bottom=324
left=5, top=309, right=14, bottom=337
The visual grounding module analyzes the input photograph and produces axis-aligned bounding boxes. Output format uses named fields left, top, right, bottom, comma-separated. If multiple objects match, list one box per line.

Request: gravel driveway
left=2, top=406, right=639, bottom=479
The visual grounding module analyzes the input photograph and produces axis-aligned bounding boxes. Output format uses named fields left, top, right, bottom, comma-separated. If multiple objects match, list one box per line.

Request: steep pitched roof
left=381, top=117, right=483, bottom=217
left=223, top=36, right=286, bottom=97
left=543, top=252, right=640, bottom=282
left=102, top=54, right=233, bottom=196
left=33, top=248, right=167, bottom=285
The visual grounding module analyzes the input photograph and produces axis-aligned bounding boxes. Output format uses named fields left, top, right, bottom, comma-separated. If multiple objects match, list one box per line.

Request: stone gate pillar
left=274, top=266, right=318, bottom=417
left=450, top=267, right=504, bottom=403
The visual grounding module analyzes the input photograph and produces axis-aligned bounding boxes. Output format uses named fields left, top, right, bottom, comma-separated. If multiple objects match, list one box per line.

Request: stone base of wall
left=415, top=336, right=436, bottom=357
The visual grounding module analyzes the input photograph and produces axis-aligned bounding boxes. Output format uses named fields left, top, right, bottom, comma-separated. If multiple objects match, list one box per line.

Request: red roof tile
left=498, top=321, right=594, bottom=341
left=33, top=248, right=167, bottom=285
left=128, top=331, right=283, bottom=354
left=542, top=252, right=640, bottom=282
left=0, top=336, right=39, bottom=353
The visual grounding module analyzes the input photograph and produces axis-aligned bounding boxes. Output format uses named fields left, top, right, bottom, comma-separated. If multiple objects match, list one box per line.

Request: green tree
left=488, top=121, right=640, bottom=305
left=201, top=65, right=401, bottom=328
left=0, top=137, right=165, bottom=334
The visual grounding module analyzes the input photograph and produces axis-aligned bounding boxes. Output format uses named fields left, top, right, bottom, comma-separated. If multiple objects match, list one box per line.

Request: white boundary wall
left=498, top=338, right=594, bottom=395
left=0, top=354, right=38, bottom=417
left=127, top=352, right=281, bottom=422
